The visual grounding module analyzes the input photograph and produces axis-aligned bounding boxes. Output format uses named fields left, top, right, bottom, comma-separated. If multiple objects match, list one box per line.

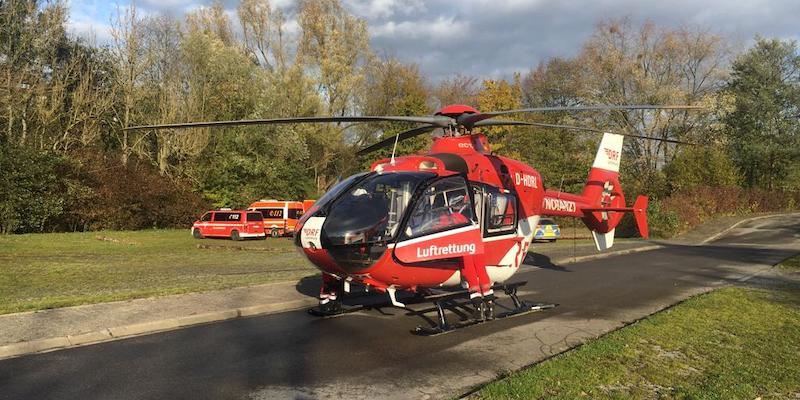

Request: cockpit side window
left=401, top=176, right=475, bottom=240
left=485, top=190, right=517, bottom=235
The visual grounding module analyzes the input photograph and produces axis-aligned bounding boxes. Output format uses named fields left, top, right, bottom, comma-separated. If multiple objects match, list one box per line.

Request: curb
left=551, top=244, right=664, bottom=265
left=1, top=213, right=795, bottom=361
left=0, top=298, right=317, bottom=361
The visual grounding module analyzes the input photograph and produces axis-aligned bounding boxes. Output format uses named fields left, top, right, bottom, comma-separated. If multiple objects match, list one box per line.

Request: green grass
left=477, top=257, right=800, bottom=400
left=0, top=230, right=314, bottom=315
left=777, top=255, right=800, bottom=271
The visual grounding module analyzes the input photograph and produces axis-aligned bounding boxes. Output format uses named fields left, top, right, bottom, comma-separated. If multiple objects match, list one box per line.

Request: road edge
left=0, top=298, right=317, bottom=360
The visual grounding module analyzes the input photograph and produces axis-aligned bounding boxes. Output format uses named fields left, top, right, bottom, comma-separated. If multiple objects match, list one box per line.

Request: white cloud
left=67, top=19, right=114, bottom=44
left=343, top=0, right=425, bottom=19
left=65, top=0, right=800, bottom=81
left=138, top=0, right=198, bottom=8
left=370, top=16, right=469, bottom=41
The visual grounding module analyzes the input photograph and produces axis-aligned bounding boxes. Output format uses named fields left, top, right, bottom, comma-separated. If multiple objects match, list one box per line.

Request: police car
left=534, top=217, right=561, bottom=242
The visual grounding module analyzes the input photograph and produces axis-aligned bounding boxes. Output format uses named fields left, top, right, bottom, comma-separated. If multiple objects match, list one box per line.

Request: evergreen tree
left=726, top=38, right=800, bottom=190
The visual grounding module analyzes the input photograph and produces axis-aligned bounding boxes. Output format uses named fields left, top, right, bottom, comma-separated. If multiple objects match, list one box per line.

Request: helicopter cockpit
left=322, top=172, right=434, bottom=246
left=301, top=171, right=478, bottom=272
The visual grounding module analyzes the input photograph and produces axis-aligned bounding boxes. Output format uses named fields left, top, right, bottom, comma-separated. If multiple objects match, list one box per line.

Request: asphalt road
left=1, top=214, right=798, bottom=400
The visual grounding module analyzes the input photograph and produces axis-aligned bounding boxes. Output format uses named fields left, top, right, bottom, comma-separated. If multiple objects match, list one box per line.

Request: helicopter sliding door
left=476, top=183, right=523, bottom=273
left=393, top=176, right=484, bottom=264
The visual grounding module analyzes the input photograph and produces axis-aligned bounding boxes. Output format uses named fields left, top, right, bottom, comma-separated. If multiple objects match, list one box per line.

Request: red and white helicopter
left=130, top=104, right=698, bottom=334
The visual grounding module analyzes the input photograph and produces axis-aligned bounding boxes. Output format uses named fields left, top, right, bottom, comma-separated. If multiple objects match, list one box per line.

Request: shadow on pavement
left=523, top=252, right=572, bottom=272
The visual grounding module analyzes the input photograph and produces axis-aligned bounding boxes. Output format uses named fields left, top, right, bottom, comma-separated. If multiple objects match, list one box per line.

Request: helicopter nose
left=324, top=242, right=389, bottom=274
left=295, top=216, right=325, bottom=250
left=294, top=218, right=388, bottom=274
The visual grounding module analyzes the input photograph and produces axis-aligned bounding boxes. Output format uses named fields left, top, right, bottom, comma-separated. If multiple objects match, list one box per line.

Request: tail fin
left=632, top=195, right=649, bottom=239
left=591, top=132, right=624, bottom=173
left=580, top=133, right=649, bottom=249
left=581, top=133, right=626, bottom=237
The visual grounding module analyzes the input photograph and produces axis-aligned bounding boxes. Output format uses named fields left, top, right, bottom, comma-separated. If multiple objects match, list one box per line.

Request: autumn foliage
left=1, top=1, right=798, bottom=234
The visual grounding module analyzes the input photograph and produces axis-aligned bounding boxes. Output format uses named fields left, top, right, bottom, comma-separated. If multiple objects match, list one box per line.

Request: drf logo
left=604, top=148, right=620, bottom=162
left=303, top=228, right=320, bottom=237
left=457, top=142, right=473, bottom=149
left=514, top=172, right=538, bottom=188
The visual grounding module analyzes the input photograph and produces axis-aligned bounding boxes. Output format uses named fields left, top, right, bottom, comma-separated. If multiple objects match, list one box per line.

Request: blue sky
left=66, top=0, right=800, bottom=81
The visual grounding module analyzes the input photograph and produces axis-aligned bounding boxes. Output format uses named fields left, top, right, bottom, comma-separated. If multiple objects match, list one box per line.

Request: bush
left=1, top=148, right=209, bottom=233
left=55, top=152, right=209, bottom=231
left=660, top=186, right=799, bottom=236
left=646, top=199, right=681, bottom=238
left=616, top=186, right=799, bottom=239
left=664, top=147, right=740, bottom=193
left=0, top=146, right=65, bottom=233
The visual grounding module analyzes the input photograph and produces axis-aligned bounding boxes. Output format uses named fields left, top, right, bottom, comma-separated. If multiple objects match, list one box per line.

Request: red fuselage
left=293, top=132, right=626, bottom=294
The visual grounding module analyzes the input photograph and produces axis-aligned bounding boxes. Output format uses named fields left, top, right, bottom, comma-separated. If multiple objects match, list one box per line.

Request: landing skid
left=306, top=281, right=557, bottom=335
left=409, top=281, right=557, bottom=336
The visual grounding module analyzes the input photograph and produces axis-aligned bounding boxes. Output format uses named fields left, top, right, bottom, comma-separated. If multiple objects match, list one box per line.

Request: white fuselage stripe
left=394, top=225, right=480, bottom=248
left=483, top=233, right=518, bottom=242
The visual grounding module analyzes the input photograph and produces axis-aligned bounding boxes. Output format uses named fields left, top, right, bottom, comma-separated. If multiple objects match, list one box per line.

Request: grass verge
left=476, top=256, right=800, bottom=400
left=0, top=230, right=314, bottom=315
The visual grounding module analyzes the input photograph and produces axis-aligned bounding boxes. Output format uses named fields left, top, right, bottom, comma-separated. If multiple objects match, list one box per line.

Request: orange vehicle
left=247, top=199, right=315, bottom=238
left=192, top=209, right=266, bottom=240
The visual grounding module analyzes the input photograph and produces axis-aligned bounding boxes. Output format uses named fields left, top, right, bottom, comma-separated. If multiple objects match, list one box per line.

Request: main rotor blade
left=125, top=115, right=452, bottom=131
left=459, top=105, right=704, bottom=128
left=356, top=125, right=437, bottom=156
left=473, top=119, right=536, bottom=127
left=501, top=120, right=698, bottom=145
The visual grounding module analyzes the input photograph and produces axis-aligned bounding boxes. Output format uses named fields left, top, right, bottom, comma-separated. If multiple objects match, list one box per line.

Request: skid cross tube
left=407, top=281, right=558, bottom=336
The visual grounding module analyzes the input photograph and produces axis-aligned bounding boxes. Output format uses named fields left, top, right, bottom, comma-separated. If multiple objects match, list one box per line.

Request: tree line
left=1, top=0, right=798, bottom=234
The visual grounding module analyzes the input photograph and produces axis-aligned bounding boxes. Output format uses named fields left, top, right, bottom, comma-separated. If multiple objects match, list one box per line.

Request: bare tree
left=296, top=0, right=371, bottom=192
left=0, top=0, right=68, bottom=147
left=110, top=3, right=150, bottom=165
left=33, top=45, right=112, bottom=153
left=432, top=74, right=479, bottom=109
left=575, top=18, right=729, bottom=171
left=185, top=0, right=235, bottom=47
left=238, top=0, right=290, bottom=72
left=298, top=0, right=370, bottom=117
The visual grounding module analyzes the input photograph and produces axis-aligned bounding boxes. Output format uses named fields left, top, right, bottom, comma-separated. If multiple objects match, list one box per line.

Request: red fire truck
left=247, top=200, right=315, bottom=238
left=192, top=209, right=266, bottom=240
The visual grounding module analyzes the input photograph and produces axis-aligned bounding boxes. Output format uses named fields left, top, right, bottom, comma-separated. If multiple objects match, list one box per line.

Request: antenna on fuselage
left=390, top=131, right=401, bottom=165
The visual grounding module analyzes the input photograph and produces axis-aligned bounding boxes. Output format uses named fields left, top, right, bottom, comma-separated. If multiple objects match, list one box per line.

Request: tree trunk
left=158, top=138, right=169, bottom=176
left=20, top=115, right=27, bottom=146
left=121, top=129, right=129, bottom=166
left=6, top=70, right=12, bottom=142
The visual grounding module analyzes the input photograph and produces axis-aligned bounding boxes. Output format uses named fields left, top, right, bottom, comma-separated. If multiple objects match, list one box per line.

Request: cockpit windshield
left=323, top=172, right=435, bottom=245
left=304, top=172, right=370, bottom=221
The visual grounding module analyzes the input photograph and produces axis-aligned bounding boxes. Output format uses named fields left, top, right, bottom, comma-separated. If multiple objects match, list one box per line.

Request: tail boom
left=538, top=132, right=650, bottom=250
